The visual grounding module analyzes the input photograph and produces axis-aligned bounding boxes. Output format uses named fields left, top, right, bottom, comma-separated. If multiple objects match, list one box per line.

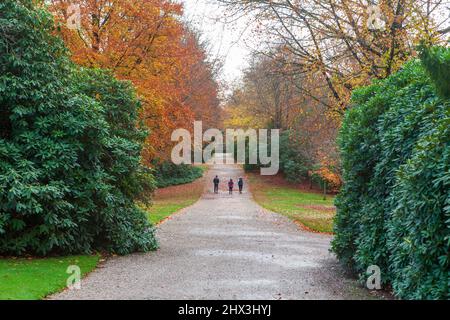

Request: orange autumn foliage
left=48, top=0, right=221, bottom=164
left=312, top=166, right=341, bottom=191
left=311, top=150, right=342, bottom=191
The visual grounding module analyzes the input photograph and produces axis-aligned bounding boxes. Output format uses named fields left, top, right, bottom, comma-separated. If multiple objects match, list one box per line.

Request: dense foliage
left=332, top=46, right=450, bottom=299
left=0, top=0, right=157, bottom=256
left=153, top=162, right=204, bottom=188
left=420, top=45, right=450, bottom=98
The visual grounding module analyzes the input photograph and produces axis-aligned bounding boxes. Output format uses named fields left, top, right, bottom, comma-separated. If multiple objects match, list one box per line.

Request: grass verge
left=248, top=172, right=335, bottom=233
left=145, top=165, right=208, bottom=224
left=0, top=255, right=100, bottom=300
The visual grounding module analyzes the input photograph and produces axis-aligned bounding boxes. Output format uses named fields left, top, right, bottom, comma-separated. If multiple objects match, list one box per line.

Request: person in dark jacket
left=228, top=179, right=234, bottom=195
left=213, top=176, right=220, bottom=194
left=238, top=178, right=244, bottom=194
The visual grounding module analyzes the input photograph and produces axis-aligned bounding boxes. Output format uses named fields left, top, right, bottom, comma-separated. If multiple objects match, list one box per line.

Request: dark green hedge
left=420, top=45, right=450, bottom=98
left=153, top=162, right=205, bottom=188
left=332, top=46, right=450, bottom=299
left=0, top=0, right=157, bottom=256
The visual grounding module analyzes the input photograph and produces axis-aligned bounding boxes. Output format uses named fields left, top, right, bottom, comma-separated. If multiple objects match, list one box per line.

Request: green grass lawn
left=0, top=255, right=100, bottom=300
left=147, top=200, right=199, bottom=224
left=249, top=173, right=336, bottom=233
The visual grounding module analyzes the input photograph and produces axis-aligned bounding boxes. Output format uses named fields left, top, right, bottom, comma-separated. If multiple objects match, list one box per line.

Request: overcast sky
left=181, top=0, right=254, bottom=89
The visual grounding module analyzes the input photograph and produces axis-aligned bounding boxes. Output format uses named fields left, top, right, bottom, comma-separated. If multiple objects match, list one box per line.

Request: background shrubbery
left=153, top=162, right=205, bottom=188
left=0, top=0, right=157, bottom=256
left=242, top=131, right=339, bottom=190
left=332, top=46, right=450, bottom=299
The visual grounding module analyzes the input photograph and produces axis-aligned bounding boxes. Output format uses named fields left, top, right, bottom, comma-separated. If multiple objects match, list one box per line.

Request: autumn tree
left=47, top=0, right=222, bottom=163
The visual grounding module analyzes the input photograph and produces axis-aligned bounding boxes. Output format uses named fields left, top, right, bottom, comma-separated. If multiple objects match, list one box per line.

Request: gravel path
left=52, top=162, right=375, bottom=300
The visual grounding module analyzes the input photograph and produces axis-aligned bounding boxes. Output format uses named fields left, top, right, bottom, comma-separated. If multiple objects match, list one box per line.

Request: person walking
left=238, top=178, right=244, bottom=194
left=228, top=179, right=234, bottom=195
left=213, top=175, right=220, bottom=194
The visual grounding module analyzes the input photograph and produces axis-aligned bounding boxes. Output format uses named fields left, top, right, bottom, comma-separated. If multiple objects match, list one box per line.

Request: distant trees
left=224, top=53, right=342, bottom=189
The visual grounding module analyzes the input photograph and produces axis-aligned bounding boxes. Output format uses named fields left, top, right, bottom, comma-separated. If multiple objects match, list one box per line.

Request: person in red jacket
left=228, top=179, right=234, bottom=195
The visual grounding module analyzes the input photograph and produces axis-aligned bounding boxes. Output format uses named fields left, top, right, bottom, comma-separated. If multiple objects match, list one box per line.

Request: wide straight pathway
left=52, top=161, right=375, bottom=300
